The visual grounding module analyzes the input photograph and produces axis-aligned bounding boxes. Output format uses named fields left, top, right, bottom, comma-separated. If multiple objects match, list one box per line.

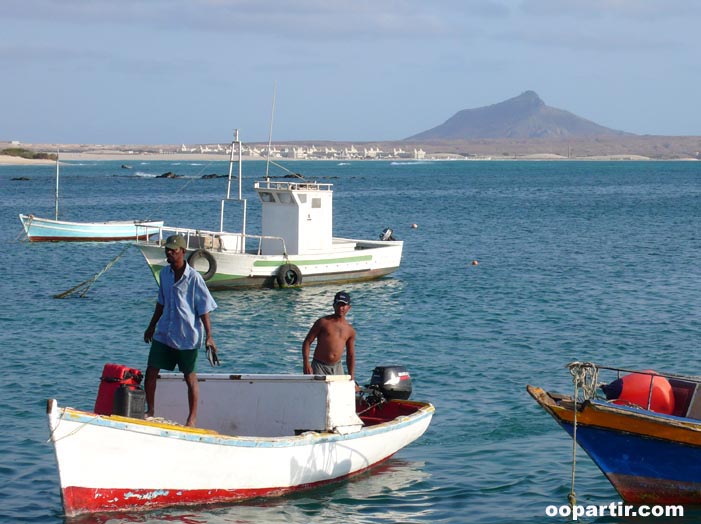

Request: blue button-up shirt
left=154, top=263, right=217, bottom=350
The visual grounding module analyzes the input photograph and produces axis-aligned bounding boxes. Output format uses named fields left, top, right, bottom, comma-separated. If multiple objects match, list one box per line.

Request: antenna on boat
left=54, top=148, right=60, bottom=220
left=265, top=82, right=277, bottom=181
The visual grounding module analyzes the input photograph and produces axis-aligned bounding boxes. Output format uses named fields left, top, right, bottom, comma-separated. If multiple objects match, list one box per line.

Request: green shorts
left=148, top=339, right=198, bottom=375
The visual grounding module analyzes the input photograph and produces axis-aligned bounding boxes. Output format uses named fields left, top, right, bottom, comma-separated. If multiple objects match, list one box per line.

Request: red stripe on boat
left=608, top=473, right=701, bottom=505
left=61, top=457, right=394, bottom=516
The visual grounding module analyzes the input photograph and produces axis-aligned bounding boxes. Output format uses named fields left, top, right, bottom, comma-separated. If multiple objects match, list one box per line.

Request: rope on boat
left=565, top=362, right=599, bottom=508
left=53, top=244, right=132, bottom=298
left=48, top=413, right=99, bottom=443
left=16, top=215, right=32, bottom=242
left=568, top=361, right=599, bottom=400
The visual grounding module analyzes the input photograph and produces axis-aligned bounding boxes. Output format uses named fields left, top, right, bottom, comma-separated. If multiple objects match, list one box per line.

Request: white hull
left=19, top=214, right=163, bottom=242
left=47, top=373, right=433, bottom=516
left=137, top=234, right=403, bottom=290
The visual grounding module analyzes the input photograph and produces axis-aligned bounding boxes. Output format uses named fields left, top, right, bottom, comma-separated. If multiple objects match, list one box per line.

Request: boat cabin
left=255, top=180, right=333, bottom=256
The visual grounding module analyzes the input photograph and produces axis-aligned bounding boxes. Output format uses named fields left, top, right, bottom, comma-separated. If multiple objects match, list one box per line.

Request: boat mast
left=221, top=130, right=246, bottom=250
left=54, top=149, right=60, bottom=220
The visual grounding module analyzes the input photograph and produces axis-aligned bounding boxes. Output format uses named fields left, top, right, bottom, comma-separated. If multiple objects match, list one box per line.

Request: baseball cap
left=164, top=234, right=186, bottom=250
left=333, top=291, right=351, bottom=305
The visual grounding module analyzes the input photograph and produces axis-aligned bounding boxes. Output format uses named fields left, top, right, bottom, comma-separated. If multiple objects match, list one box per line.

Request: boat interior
left=570, top=364, right=701, bottom=420
left=666, top=378, right=701, bottom=419
left=150, top=373, right=421, bottom=437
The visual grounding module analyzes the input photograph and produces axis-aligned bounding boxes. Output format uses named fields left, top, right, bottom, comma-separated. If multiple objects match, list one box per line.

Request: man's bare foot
left=145, top=411, right=154, bottom=418
left=185, top=418, right=196, bottom=427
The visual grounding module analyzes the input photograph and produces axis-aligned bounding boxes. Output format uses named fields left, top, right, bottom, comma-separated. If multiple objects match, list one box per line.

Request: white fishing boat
left=47, top=366, right=434, bottom=516
left=19, top=154, right=163, bottom=242
left=135, top=131, right=403, bottom=289
left=19, top=214, right=164, bottom=242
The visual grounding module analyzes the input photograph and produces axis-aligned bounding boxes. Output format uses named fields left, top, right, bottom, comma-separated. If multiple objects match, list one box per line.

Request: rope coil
left=567, top=361, right=599, bottom=401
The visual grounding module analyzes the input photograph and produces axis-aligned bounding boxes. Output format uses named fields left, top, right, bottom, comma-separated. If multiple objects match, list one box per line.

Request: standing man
left=144, top=234, right=217, bottom=427
left=302, top=291, right=356, bottom=381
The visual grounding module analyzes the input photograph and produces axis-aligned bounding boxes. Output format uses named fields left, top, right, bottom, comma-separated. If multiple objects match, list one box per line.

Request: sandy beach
left=0, top=152, right=239, bottom=165
left=0, top=154, right=56, bottom=165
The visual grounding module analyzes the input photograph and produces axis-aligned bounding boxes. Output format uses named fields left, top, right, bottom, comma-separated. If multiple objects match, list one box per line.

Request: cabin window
left=259, top=192, right=274, bottom=202
left=312, top=198, right=321, bottom=208
left=278, top=193, right=293, bottom=204
left=298, top=195, right=307, bottom=204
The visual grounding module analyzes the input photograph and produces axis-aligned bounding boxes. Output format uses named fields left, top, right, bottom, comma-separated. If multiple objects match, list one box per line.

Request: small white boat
left=19, top=153, right=163, bottom=242
left=19, top=214, right=164, bottom=242
left=135, top=131, right=403, bottom=289
left=47, top=367, right=434, bottom=516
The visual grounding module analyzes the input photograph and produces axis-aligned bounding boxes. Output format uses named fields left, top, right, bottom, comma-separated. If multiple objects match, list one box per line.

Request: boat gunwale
left=19, top=214, right=163, bottom=228
left=527, top=385, right=701, bottom=444
left=49, top=398, right=435, bottom=448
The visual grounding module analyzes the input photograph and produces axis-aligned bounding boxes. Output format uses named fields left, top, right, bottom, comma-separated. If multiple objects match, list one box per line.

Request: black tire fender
left=276, top=263, right=302, bottom=288
left=188, top=249, right=217, bottom=281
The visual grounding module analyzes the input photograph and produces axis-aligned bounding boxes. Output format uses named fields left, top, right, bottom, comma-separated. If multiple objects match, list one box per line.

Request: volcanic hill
left=406, top=91, right=632, bottom=141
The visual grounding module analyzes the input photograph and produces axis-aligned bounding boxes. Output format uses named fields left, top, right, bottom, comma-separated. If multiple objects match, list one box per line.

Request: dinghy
left=47, top=365, right=434, bottom=516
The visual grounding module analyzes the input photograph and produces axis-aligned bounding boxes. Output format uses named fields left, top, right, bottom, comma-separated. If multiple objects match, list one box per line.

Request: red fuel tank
left=94, top=363, right=143, bottom=415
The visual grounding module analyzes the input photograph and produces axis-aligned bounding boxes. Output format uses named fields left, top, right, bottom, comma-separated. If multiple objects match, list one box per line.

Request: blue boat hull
left=559, top=421, right=701, bottom=504
left=528, top=383, right=701, bottom=505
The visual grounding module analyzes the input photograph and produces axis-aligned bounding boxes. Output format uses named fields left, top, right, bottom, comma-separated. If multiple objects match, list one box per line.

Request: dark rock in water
left=283, top=173, right=304, bottom=179
left=157, top=171, right=180, bottom=179
left=201, top=173, right=226, bottom=179
left=121, top=164, right=132, bottom=169
left=11, top=177, right=31, bottom=181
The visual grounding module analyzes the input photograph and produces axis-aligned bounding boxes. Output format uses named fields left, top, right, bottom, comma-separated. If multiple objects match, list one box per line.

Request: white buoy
left=411, top=223, right=418, bottom=229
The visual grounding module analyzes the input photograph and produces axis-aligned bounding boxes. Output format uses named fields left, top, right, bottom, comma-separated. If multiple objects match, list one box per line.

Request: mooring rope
left=53, top=244, right=132, bottom=298
left=565, top=361, right=599, bottom=508
left=48, top=413, right=98, bottom=442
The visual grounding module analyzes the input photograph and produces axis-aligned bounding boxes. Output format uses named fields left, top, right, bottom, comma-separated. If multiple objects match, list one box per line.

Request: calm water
left=2, top=159, right=701, bottom=523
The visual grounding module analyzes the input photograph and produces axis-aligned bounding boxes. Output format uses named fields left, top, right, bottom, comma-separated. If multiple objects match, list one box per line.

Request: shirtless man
left=302, top=291, right=356, bottom=381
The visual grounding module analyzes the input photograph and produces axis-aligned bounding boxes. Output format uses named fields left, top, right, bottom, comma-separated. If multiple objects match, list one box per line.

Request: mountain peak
left=405, top=91, right=629, bottom=140
left=514, top=90, right=545, bottom=106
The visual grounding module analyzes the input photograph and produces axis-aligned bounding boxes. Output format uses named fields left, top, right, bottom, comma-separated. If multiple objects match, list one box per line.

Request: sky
left=2, top=0, right=700, bottom=145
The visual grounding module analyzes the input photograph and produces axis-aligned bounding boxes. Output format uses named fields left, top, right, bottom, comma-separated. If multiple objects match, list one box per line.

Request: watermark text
left=546, top=502, right=684, bottom=520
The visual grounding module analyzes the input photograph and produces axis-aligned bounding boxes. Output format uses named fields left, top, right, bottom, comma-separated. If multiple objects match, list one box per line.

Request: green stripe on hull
left=149, top=263, right=247, bottom=284
left=253, top=255, right=373, bottom=267
left=148, top=253, right=378, bottom=288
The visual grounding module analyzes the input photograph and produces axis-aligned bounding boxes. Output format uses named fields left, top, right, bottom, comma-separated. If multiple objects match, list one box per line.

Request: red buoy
left=605, top=371, right=675, bottom=414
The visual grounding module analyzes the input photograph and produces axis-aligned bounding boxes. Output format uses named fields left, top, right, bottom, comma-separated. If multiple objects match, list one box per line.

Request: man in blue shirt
left=143, top=234, right=217, bottom=427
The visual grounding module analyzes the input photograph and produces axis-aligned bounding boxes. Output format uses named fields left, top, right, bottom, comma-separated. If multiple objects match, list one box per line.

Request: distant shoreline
left=3, top=134, right=701, bottom=164
left=1, top=150, right=699, bottom=166
left=0, top=152, right=254, bottom=165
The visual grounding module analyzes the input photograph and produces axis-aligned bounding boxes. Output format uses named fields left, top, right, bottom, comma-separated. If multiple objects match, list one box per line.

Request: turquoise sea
left=2, top=158, right=701, bottom=523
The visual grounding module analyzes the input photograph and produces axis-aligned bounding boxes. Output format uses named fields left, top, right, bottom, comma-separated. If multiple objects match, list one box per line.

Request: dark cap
left=333, top=291, right=351, bottom=305
left=164, top=234, right=186, bottom=250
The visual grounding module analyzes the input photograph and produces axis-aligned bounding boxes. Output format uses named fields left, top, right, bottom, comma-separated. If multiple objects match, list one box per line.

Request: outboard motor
left=380, top=227, right=397, bottom=241
left=368, top=365, right=412, bottom=400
